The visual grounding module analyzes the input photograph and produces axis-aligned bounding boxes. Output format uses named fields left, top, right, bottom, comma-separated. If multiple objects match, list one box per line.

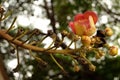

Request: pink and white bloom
left=69, top=11, right=98, bottom=36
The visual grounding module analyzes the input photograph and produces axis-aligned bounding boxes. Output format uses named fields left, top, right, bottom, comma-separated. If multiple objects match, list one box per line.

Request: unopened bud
left=73, top=65, right=80, bottom=72
left=109, top=46, right=118, bottom=56
left=74, top=35, right=80, bottom=41
left=98, top=50, right=104, bottom=56
left=95, top=53, right=101, bottom=59
left=95, top=51, right=104, bottom=59
left=61, top=30, right=68, bottom=37
left=34, top=29, right=40, bottom=35
left=89, top=64, right=96, bottom=71
left=10, top=48, right=15, bottom=54
left=105, top=27, right=113, bottom=36
left=81, top=36, right=91, bottom=46
left=0, top=7, right=5, bottom=14
left=91, top=37, right=96, bottom=44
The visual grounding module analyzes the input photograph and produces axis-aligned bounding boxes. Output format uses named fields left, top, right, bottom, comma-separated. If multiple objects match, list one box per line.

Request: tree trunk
left=0, top=54, right=9, bottom=80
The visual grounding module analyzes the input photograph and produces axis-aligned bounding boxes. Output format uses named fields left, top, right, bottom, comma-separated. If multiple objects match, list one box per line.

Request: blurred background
left=0, top=0, right=120, bottom=80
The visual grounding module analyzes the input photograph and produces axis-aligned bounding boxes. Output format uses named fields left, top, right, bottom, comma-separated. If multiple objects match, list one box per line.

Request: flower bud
left=91, top=37, right=96, bottom=45
left=105, top=27, right=113, bottom=36
left=73, top=65, right=80, bottom=72
left=95, top=51, right=104, bottom=59
left=95, top=53, right=101, bottom=59
left=81, top=36, right=91, bottom=46
left=98, top=50, right=105, bottom=56
left=89, top=64, right=96, bottom=71
left=109, top=46, right=118, bottom=56
left=0, top=7, right=5, bottom=14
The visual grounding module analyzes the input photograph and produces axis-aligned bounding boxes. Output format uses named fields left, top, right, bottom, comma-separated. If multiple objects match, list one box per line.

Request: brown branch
left=0, top=30, right=78, bottom=54
left=43, top=0, right=51, bottom=19
left=50, top=0, right=56, bottom=33
left=43, top=0, right=57, bottom=33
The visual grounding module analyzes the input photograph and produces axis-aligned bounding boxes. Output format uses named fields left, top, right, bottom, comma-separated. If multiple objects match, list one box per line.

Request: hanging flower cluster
left=68, top=11, right=118, bottom=71
left=69, top=11, right=118, bottom=56
left=69, top=11, right=98, bottom=36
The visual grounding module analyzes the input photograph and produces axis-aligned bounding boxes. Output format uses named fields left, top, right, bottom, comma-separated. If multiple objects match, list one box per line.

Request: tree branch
left=0, top=30, right=78, bottom=54
left=43, top=0, right=57, bottom=33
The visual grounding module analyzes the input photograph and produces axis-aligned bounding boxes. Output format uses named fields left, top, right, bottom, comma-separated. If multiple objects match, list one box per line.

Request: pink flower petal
left=74, top=14, right=85, bottom=21
left=69, top=22, right=76, bottom=33
left=84, top=11, right=98, bottom=24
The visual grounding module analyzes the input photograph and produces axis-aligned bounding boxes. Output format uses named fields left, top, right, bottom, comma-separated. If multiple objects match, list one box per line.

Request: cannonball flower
left=69, top=11, right=98, bottom=36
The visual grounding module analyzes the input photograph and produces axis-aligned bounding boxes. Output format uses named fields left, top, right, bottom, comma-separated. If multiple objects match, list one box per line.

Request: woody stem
left=0, top=30, right=78, bottom=54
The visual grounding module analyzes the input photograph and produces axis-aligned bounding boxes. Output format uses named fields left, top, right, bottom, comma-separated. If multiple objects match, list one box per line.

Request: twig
left=43, top=0, right=57, bottom=33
